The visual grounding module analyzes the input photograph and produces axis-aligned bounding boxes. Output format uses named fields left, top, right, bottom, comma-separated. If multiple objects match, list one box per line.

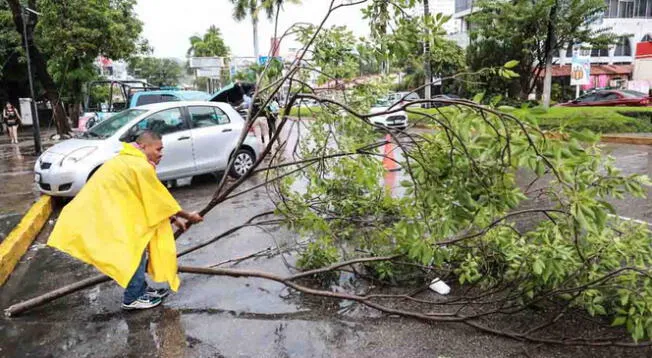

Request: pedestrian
left=48, top=130, right=203, bottom=310
left=253, top=115, right=270, bottom=153
left=267, top=97, right=280, bottom=141
left=3, top=103, right=22, bottom=144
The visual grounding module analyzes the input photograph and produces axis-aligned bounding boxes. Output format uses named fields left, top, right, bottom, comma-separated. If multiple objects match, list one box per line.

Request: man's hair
left=136, top=130, right=162, bottom=144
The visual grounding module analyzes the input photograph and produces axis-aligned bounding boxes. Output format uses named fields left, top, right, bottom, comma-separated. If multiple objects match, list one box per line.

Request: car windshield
left=373, top=98, right=391, bottom=107
left=621, top=90, right=648, bottom=98
left=84, top=109, right=147, bottom=139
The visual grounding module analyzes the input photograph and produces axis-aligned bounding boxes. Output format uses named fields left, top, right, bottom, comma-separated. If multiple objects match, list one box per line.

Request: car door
left=129, top=107, right=196, bottom=179
left=574, top=93, right=599, bottom=106
left=186, top=105, right=239, bottom=172
left=598, top=92, right=624, bottom=106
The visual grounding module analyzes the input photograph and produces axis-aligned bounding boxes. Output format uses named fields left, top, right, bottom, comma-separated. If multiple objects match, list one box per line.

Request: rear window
left=620, top=90, right=648, bottom=98
left=135, top=94, right=180, bottom=106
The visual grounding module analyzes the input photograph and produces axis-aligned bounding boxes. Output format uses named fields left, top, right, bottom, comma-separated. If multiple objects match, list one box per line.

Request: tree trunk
left=253, top=17, right=260, bottom=59
left=423, top=0, right=432, bottom=105
left=70, top=103, right=81, bottom=129
left=6, top=0, right=71, bottom=135
left=542, top=1, right=558, bottom=109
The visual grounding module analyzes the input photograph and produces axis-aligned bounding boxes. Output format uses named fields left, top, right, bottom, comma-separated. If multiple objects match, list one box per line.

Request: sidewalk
left=0, top=128, right=57, bottom=217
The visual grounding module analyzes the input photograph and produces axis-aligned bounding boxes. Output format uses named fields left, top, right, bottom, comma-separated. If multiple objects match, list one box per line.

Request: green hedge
left=408, top=106, right=652, bottom=134
left=286, top=105, right=652, bottom=134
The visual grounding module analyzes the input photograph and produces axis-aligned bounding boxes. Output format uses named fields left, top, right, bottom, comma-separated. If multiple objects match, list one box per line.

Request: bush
left=408, top=106, right=652, bottom=133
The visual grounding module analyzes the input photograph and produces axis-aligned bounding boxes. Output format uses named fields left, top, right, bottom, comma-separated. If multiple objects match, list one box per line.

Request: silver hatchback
left=34, top=101, right=261, bottom=197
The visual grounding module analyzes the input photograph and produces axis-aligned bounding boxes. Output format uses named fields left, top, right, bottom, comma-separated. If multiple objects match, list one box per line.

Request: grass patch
left=286, top=106, right=324, bottom=117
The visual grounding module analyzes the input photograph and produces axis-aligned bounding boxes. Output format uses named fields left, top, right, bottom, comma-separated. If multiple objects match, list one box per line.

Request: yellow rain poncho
left=48, top=143, right=182, bottom=291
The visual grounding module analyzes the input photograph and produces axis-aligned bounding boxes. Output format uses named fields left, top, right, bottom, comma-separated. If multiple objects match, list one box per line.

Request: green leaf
left=532, top=259, right=544, bottom=275
left=593, top=305, right=606, bottom=316
left=504, top=60, right=519, bottom=69
left=612, top=316, right=627, bottom=326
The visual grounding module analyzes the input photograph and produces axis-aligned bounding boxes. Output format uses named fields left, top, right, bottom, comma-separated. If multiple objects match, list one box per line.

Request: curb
left=599, top=135, right=652, bottom=146
left=0, top=196, right=52, bottom=287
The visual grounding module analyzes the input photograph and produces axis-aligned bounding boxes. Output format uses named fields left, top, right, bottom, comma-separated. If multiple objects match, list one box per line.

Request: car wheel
left=229, top=149, right=255, bottom=179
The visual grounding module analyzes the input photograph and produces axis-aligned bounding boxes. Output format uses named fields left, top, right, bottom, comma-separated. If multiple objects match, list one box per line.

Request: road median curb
left=599, top=134, right=652, bottom=145
left=0, top=195, right=52, bottom=286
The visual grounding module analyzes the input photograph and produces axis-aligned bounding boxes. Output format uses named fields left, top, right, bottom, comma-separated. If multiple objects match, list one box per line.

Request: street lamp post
left=21, top=7, right=42, bottom=154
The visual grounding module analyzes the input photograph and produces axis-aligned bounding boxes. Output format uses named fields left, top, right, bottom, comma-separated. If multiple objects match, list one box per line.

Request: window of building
left=614, top=36, right=632, bottom=56
left=607, top=0, right=652, bottom=18
left=591, top=47, right=610, bottom=57
left=619, top=0, right=635, bottom=18
left=606, top=0, right=619, bottom=17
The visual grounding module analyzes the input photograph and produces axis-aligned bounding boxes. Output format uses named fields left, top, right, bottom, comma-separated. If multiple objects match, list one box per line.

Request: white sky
left=134, top=0, right=371, bottom=59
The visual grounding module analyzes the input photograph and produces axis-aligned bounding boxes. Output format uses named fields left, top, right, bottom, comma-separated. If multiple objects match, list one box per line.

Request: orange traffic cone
left=383, top=134, right=398, bottom=193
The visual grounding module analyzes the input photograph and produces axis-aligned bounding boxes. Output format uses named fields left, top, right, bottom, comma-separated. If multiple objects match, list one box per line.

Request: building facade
left=451, top=0, right=652, bottom=66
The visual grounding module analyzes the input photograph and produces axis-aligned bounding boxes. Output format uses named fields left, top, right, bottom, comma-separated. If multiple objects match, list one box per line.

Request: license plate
left=34, top=173, right=41, bottom=183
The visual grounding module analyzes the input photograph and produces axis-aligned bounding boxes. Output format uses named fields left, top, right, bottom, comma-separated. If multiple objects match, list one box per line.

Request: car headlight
left=59, top=146, right=97, bottom=167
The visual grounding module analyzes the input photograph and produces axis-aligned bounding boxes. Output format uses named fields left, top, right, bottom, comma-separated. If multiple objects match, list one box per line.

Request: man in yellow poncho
left=48, top=131, right=203, bottom=310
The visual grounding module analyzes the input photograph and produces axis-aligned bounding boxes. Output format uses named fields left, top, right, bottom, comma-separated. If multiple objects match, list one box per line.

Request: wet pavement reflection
left=1, top=126, right=652, bottom=357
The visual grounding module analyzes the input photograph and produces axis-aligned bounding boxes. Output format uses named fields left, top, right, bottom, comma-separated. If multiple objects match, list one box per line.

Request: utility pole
left=21, top=7, right=42, bottom=154
left=423, top=0, right=432, bottom=107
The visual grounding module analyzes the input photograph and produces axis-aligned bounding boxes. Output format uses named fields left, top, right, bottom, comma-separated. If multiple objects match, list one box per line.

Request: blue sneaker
left=122, top=294, right=162, bottom=310
left=146, top=287, right=170, bottom=299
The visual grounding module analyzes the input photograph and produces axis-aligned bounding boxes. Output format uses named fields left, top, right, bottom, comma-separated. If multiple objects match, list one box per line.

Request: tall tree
left=469, top=0, right=613, bottom=104
left=187, top=26, right=230, bottom=58
left=128, top=57, right=182, bottom=87
left=229, top=0, right=300, bottom=58
left=422, top=0, right=432, bottom=103
left=4, top=0, right=144, bottom=133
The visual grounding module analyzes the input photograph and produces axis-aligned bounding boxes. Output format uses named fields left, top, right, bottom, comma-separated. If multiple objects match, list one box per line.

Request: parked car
left=387, top=91, right=421, bottom=108
left=557, top=90, right=651, bottom=107
left=368, top=98, right=408, bottom=130
left=79, top=80, right=210, bottom=132
left=35, top=101, right=260, bottom=197
left=431, top=94, right=461, bottom=107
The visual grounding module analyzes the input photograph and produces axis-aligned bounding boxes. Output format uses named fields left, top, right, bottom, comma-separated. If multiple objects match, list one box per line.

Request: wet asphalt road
left=1, top=125, right=652, bottom=357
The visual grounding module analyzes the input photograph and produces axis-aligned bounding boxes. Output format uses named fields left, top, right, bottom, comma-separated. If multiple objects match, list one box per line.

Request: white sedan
left=368, top=98, right=408, bottom=130
left=34, top=101, right=261, bottom=197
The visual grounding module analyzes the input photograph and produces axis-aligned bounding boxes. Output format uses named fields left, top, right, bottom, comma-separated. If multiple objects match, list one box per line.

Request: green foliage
left=187, top=26, right=230, bottom=58
left=230, top=0, right=301, bottom=22
left=409, top=106, right=652, bottom=134
left=296, top=25, right=359, bottom=84
left=34, top=0, right=144, bottom=102
left=0, top=3, right=21, bottom=79
left=278, top=89, right=652, bottom=341
left=296, top=237, right=339, bottom=271
left=128, top=57, right=183, bottom=87
left=467, top=0, right=614, bottom=98
left=512, top=106, right=652, bottom=133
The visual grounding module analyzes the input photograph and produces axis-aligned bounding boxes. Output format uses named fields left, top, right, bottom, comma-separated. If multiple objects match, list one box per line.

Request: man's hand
left=186, top=212, right=203, bottom=224
left=176, top=210, right=203, bottom=225
left=171, top=216, right=187, bottom=232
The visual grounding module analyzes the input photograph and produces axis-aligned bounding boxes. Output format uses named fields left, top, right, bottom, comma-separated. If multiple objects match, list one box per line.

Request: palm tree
left=187, top=26, right=230, bottom=57
left=229, top=0, right=299, bottom=59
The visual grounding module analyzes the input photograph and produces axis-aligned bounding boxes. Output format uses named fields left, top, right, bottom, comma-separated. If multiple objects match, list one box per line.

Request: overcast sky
left=135, top=0, right=371, bottom=59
